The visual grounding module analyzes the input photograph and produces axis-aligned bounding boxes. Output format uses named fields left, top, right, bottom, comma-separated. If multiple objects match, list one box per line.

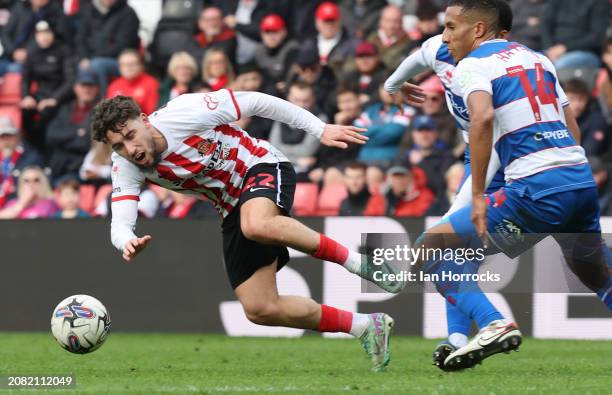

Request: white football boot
left=443, top=320, right=522, bottom=371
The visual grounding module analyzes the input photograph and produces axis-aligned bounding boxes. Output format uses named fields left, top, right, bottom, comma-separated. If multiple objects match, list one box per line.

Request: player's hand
left=471, top=195, right=489, bottom=248
left=390, top=82, right=426, bottom=111
left=320, top=124, right=368, bottom=149
left=122, top=235, right=152, bottom=262
left=321, top=123, right=369, bottom=149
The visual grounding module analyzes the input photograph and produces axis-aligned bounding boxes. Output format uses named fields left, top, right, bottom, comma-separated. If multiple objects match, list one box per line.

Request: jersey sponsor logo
left=203, top=93, right=219, bottom=110
left=446, top=91, right=469, bottom=122
left=205, top=142, right=231, bottom=170
left=112, top=187, right=121, bottom=193
left=533, top=130, right=570, bottom=141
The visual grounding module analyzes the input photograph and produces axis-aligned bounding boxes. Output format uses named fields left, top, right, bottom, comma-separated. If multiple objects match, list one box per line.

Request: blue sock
left=426, top=256, right=504, bottom=329
left=446, top=301, right=471, bottom=336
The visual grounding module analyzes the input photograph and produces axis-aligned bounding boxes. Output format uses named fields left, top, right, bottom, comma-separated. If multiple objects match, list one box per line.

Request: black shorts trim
left=222, top=162, right=296, bottom=289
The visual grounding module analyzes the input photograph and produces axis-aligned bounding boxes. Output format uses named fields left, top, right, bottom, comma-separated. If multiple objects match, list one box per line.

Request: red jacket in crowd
left=363, top=166, right=434, bottom=217
left=107, top=73, right=160, bottom=115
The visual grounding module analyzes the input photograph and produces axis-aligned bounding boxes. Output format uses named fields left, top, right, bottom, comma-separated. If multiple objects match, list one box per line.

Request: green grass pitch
left=0, top=333, right=610, bottom=394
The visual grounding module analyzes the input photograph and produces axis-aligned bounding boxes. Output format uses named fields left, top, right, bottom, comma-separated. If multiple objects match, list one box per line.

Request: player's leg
left=554, top=187, right=612, bottom=310
left=239, top=163, right=401, bottom=292
left=417, top=191, right=526, bottom=370
left=234, top=260, right=394, bottom=371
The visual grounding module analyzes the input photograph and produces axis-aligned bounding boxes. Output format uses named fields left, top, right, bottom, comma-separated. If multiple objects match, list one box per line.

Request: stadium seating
left=93, top=184, right=114, bottom=213
left=78, top=184, right=96, bottom=213
left=315, top=184, right=348, bottom=216
left=293, top=183, right=319, bottom=216
left=0, top=105, right=21, bottom=129
left=0, top=73, right=22, bottom=105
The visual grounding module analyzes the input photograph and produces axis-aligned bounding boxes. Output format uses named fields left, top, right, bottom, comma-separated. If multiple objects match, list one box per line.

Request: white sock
left=343, top=250, right=363, bottom=274
left=349, top=313, right=371, bottom=338
left=448, top=332, right=468, bottom=348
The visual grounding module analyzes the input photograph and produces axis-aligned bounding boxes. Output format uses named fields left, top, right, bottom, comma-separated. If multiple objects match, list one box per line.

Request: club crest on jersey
left=195, top=139, right=216, bottom=157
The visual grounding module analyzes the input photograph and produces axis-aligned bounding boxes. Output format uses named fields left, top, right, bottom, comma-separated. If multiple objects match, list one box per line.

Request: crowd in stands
left=0, top=0, right=610, bottom=220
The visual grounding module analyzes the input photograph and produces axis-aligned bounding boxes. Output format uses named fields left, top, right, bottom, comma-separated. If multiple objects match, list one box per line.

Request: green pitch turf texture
left=0, top=333, right=610, bottom=394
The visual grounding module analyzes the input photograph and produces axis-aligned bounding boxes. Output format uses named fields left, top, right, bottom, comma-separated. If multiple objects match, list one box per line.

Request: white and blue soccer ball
left=51, top=295, right=111, bottom=354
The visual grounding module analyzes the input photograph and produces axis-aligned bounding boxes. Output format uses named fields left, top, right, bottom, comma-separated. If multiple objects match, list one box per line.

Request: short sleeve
left=420, top=35, right=444, bottom=68
left=110, top=153, right=144, bottom=203
left=538, top=54, right=569, bottom=107
left=454, top=58, right=493, bottom=104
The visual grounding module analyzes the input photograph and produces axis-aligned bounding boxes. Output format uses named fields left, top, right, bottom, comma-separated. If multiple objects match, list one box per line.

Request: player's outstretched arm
left=320, top=124, right=368, bottom=149
left=122, top=235, right=152, bottom=262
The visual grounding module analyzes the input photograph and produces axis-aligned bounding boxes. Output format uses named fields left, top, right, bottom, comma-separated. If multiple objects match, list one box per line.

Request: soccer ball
left=51, top=295, right=111, bottom=354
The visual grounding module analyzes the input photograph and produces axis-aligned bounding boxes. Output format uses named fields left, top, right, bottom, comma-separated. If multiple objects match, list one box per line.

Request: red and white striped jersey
left=110, top=90, right=326, bottom=251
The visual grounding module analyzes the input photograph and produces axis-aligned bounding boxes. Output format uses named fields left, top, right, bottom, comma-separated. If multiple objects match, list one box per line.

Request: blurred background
left=0, top=0, right=610, bottom=339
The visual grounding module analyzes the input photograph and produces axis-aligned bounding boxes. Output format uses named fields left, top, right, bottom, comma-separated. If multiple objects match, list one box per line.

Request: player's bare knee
left=243, top=300, right=280, bottom=325
left=241, top=216, right=275, bottom=243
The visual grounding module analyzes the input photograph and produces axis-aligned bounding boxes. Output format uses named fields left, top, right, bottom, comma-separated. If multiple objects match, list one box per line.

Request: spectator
left=274, top=0, right=319, bottom=42
left=0, top=165, right=58, bottom=219
left=355, top=82, right=415, bottom=185
left=269, top=82, right=325, bottom=179
left=341, top=41, right=388, bottom=105
left=338, top=0, right=386, bottom=39
left=155, top=190, right=216, bottom=219
left=364, top=161, right=434, bottom=217
left=52, top=178, right=90, bottom=218
left=433, top=162, right=465, bottom=215
left=339, top=161, right=374, bottom=216
left=309, top=86, right=361, bottom=186
left=311, top=1, right=358, bottom=77
left=20, top=20, right=75, bottom=151
left=201, top=48, right=234, bottom=91
left=590, top=157, right=612, bottom=215
left=596, top=39, right=612, bottom=124
left=189, top=6, right=237, bottom=66
left=509, top=0, right=546, bottom=51
left=215, top=0, right=277, bottom=65
left=232, top=63, right=272, bottom=139
left=407, top=3, right=442, bottom=49
left=77, top=0, right=140, bottom=95
left=397, top=115, right=455, bottom=196
left=46, top=69, right=100, bottom=184
left=79, top=141, right=112, bottom=185
left=542, top=0, right=610, bottom=69
left=0, top=116, right=44, bottom=208
left=368, top=5, right=412, bottom=70
left=0, top=0, right=68, bottom=74
left=254, top=13, right=299, bottom=95
left=106, top=49, right=159, bottom=115
left=564, top=78, right=608, bottom=157
left=286, top=43, right=337, bottom=118
left=418, top=75, right=459, bottom=152
left=158, top=52, right=199, bottom=108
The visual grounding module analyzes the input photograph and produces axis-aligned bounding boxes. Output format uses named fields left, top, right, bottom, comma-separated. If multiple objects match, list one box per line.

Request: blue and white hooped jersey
left=452, top=39, right=594, bottom=199
left=419, top=35, right=470, bottom=141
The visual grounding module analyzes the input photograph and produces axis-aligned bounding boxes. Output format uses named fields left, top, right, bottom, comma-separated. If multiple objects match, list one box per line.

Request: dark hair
left=57, top=178, right=80, bottom=192
left=562, top=78, right=590, bottom=96
left=336, top=84, right=359, bottom=97
left=91, top=96, right=141, bottom=142
left=448, top=0, right=512, bottom=34
left=416, top=3, right=439, bottom=21
left=345, top=161, right=367, bottom=172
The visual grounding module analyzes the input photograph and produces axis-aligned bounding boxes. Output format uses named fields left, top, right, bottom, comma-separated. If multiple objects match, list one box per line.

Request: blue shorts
left=448, top=185, right=601, bottom=258
left=462, top=144, right=506, bottom=193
